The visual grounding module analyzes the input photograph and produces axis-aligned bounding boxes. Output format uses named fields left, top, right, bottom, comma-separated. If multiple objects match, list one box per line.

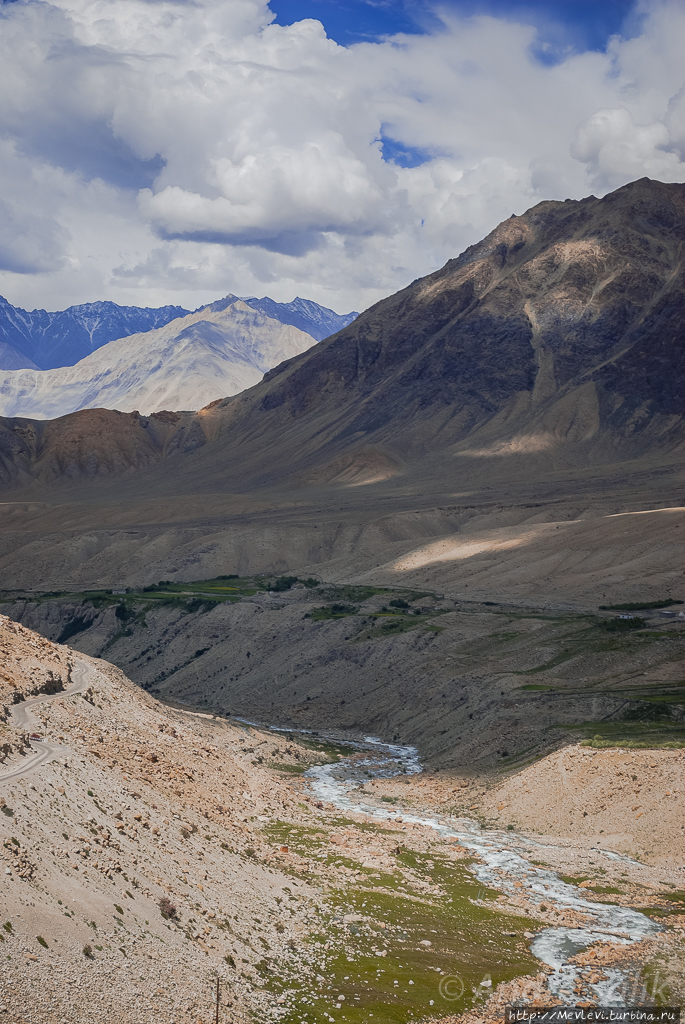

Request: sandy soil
left=373, top=747, right=685, bottom=870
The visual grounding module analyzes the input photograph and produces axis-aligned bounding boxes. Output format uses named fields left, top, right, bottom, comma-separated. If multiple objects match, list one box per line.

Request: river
left=304, top=736, right=658, bottom=1007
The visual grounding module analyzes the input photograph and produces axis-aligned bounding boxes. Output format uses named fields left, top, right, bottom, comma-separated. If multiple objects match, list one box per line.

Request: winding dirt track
left=0, top=659, right=93, bottom=783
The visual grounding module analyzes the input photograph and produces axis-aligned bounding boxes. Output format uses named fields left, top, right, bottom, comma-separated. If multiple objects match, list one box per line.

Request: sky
left=1, top=0, right=685, bottom=314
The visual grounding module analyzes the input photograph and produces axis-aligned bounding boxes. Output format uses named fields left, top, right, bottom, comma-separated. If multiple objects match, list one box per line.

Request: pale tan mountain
left=0, top=298, right=316, bottom=418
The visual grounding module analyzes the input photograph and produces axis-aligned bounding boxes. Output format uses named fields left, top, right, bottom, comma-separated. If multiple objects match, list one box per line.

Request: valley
left=0, top=618, right=683, bottom=1024
left=3, top=572, right=685, bottom=774
left=1, top=178, right=684, bottom=1023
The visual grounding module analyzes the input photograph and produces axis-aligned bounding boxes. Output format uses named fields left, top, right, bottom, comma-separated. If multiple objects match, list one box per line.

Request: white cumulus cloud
left=0, top=0, right=683, bottom=314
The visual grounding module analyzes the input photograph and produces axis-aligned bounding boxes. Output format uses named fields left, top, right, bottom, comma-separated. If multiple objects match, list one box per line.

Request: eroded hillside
left=4, top=570, right=684, bottom=771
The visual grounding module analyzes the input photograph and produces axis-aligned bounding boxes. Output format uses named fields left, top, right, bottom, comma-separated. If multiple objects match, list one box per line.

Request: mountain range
left=0, top=298, right=319, bottom=418
left=0, top=293, right=357, bottom=370
left=0, top=177, right=682, bottom=597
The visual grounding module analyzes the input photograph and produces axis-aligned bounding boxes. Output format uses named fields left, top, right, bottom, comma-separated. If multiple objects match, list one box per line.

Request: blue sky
left=270, top=0, right=642, bottom=56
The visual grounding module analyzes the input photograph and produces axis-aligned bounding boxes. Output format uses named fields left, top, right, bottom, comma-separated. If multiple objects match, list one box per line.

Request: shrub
left=599, top=599, right=682, bottom=611
left=598, top=617, right=646, bottom=632
left=114, top=905, right=124, bottom=916
left=271, top=576, right=298, bottom=592
left=186, top=598, right=216, bottom=614
left=159, top=896, right=177, bottom=920
left=115, top=604, right=134, bottom=622
left=36, top=936, right=48, bottom=948
left=389, top=598, right=409, bottom=609
left=83, top=944, right=93, bottom=958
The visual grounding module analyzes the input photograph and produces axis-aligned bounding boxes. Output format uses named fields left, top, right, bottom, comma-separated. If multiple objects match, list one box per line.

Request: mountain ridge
left=0, top=295, right=190, bottom=370
left=240, top=295, right=358, bottom=341
left=0, top=293, right=357, bottom=370
left=0, top=300, right=318, bottom=419
left=0, top=177, right=682, bottom=593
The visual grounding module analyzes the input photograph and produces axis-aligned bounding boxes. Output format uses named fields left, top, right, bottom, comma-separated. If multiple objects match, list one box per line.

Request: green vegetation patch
left=306, top=603, right=359, bottom=621
left=580, top=736, right=685, bottom=749
left=319, top=586, right=390, bottom=603
left=598, top=617, right=647, bottom=632
left=599, top=600, right=683, bottom=611
left=296, top=736, right=357, bottom=758
left=560, top=693, right=685, bottom=748
left=356, top=606, right=448, bottom=641
left=260, top=831, right=540, bottom=1024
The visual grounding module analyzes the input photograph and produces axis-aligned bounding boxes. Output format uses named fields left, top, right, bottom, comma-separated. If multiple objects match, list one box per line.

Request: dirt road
left=0, top=658, right=93, bottom=783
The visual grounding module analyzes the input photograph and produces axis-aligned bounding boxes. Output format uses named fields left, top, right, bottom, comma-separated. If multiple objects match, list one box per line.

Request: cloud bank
left=1, top=0, right=684, bottom=312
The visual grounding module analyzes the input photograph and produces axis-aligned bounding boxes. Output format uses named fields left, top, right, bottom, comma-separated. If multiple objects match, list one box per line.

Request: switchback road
left=0, top=659, right=95, bottom=784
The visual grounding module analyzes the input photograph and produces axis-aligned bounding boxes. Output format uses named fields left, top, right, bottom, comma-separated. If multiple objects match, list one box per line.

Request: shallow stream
left=304, top=736, right=658, bottom=1006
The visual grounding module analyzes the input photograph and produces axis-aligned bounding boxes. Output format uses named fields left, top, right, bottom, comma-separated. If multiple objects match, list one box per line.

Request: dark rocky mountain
left=0, top=178, right=682, bottom=592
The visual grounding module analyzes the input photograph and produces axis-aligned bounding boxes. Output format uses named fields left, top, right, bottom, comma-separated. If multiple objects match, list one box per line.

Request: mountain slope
left=0, top=340, right=39, bottom=370
left=4, top=176, right=679, bottom=484
left=0, top=299, right=316, bottom=418
left=0, top=178, right=682, bottom=592
left=0, top=293, right=358, bottom=371
left=239, top=177, right=684, bottom=454
left=0, top=295, right=191, bottom=369
left=240, top=295, right=358, bottom=340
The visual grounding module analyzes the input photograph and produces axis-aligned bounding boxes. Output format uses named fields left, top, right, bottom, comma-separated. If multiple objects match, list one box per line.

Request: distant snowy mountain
left=239, top=296, right=358, bottom=341
left=0, top=295, right=190, bottom=370
left=0, top=341, right=39, bottom=370
left=0, top=299, right=316, bottom=418
left=0, top=293, right=358, bottom=371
